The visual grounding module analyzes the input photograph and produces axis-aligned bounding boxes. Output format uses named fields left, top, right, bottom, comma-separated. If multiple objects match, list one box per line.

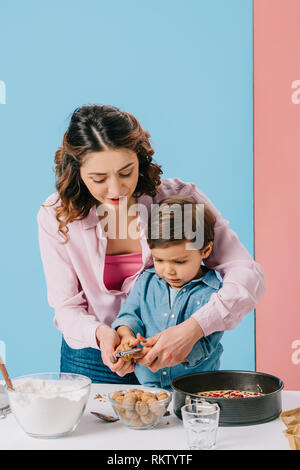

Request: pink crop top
left=103, top=252, right=143, bottom=291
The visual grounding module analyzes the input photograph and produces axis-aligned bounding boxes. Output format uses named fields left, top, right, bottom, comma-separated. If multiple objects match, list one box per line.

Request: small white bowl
left=7, top=372, right=91, bottom=438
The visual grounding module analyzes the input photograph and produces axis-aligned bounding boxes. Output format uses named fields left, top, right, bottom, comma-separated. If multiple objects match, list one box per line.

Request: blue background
left=0, top=0, right=254, bottom=377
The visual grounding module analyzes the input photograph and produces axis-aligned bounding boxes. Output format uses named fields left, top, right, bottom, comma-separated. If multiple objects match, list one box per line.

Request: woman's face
left=80, top=148, right=139, bottom=208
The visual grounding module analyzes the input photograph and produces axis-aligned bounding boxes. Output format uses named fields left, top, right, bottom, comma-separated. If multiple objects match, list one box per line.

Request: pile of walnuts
left=111, top=389, right=170, bottom=428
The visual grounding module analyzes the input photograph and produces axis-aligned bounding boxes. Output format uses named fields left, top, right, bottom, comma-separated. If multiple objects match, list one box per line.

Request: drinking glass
left=181, top=402, right=220, bottom=450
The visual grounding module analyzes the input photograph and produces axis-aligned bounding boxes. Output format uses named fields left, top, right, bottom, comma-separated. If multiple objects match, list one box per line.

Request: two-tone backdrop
left=0, top=1, right=298, bottom=389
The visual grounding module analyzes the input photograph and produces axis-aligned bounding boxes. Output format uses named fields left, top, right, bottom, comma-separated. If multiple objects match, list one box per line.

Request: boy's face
left=151, top=241, right=212, bottom=289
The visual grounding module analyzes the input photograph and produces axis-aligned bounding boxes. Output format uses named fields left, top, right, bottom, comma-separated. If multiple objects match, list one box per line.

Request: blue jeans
left=60, top=337, right=140, bottom=385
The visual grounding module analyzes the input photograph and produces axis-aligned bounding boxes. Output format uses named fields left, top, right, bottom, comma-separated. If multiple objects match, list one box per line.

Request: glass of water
left=181, top=402, right=220, bottom=450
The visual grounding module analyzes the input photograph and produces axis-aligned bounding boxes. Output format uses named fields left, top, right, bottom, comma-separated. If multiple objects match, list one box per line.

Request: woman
left=37, top=104, right=265, bottom=384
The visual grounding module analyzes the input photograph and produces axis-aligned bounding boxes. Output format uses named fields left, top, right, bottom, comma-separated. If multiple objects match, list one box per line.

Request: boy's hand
left=115, top=335, right=141, bottom=357
left=131, top=333, right=152, bottom=361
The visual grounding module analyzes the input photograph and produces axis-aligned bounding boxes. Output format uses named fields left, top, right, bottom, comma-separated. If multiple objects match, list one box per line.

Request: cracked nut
left=118, top=343, right=133, bottom=361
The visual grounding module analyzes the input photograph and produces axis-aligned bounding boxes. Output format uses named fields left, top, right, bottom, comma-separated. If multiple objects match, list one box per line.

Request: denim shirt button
left=171, top=314, right=175, bottom=318
left=162, top=371, right=167, bottom=376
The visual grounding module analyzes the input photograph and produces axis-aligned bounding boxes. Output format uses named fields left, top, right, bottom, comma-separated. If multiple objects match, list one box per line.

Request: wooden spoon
left=0, top=356, right=14, bottom=391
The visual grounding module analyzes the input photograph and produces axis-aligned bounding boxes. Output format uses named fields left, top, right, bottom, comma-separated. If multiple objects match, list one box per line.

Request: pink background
left=254, top=0, right=300, bottom=389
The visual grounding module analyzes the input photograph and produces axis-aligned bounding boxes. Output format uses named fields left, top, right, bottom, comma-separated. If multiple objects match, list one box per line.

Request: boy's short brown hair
left=147, top=196, right=216, bottom=250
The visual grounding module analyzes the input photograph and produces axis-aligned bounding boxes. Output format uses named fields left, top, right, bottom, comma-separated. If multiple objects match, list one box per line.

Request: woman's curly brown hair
left=44, top=104, right=163, bottom=243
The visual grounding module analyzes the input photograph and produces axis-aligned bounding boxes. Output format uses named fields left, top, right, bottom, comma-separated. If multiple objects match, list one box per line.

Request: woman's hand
left=95, top=324, right=122, bottom=370
left=96, top=325, right=137, bottom=377
left=136, top=318, right=204, bottom=372
left=109, top=334, right=139, bottom=376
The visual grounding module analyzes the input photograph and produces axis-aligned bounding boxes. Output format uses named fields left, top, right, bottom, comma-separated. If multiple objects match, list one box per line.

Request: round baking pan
left=171, top=370, right=284, bottom=426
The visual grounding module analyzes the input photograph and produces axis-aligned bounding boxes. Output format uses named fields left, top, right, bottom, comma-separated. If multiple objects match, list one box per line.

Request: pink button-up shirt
left=37, top=178, right=266, bottom=350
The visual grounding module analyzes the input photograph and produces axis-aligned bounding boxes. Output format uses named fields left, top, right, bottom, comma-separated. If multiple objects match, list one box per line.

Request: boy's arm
left=111, top=273, right=146, bottom=338
left=117, top=325, right=135, bottom=340
left=115, top=326, right=140, bottom=349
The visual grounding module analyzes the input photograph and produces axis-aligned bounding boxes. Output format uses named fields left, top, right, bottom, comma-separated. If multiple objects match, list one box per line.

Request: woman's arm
left=190, top=183, right=266, bottom=336
left=140, top=178, right=266, bottom=370
left=37, top=203, right=104, bottom=350
left=160, top=178, right=266, bottom=335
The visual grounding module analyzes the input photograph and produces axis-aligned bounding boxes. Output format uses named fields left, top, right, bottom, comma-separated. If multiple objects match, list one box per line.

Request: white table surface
left=0, top=383, right=299, bottom=450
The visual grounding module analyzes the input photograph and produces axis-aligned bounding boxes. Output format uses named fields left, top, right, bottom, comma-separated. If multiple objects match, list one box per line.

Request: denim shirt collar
left=145, top=266, right=221, bottom=290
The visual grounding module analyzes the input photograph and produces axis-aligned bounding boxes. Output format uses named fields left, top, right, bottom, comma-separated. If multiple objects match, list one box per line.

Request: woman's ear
left=200, top=241, right=213, bottom=259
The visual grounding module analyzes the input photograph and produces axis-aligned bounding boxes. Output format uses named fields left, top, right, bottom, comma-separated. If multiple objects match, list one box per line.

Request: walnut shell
left=135, top=401, right=149, bottom=416
left=130, top=414, right=143, bottom=427
left=148, top=400, right=165, bottom=416
left=140, top=411, right=157, bottom=424
left=112, top=391, right=124, bottom=401
left=132, top=389, right=144, bottom=400
left=114, top=394, right=125, bottom=403
left=124, top=409, right=136, bottom=420
left=118, top=343, right=133, bottom=361
left=123, top=392, right=138, bottom=404
left=141, top=392, right=157, bottom=402
left=116, top=407, right=128, bottom=420
left=157, top=392, right=169, bottom=401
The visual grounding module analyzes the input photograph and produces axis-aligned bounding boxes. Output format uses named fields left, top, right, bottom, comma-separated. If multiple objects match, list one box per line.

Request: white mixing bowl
left=7, top=372, right=91, bottom=438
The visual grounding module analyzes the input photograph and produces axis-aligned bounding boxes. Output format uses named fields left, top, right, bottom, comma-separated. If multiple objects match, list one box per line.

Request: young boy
left=111, top=196, right=223, bottom=389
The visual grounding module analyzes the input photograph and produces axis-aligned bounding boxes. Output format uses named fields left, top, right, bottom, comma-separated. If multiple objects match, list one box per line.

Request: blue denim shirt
left=111, top=267, right=224, bottom=390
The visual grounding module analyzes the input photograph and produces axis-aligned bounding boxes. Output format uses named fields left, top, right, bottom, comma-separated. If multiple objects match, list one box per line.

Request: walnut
left=131, top=389, right=144, bottom=400
left=140, top=411, right=157, bottom=424
left=141, top=392, right=157, bottom=402
left=130, top=414, right=143, bottom=427
left=123, top=392, right=138, bottom=403
left=94, top=393, right=103, bottom=400
left=157, top=392, right=169, bottom=401
left=121, top=392, right=138, bottom=410
left=124, top=409, right=136, bottom=420
left=148, top=400, right=165, bottom=416
left=115, top=406, right=127, bottom=419
left=118, top=343, right=133, bottom=361
left=135, top=401, right=149, bottom=416
left=114, top=394, right=124, bottom=403
left=112, top=391, right=124, bottom=401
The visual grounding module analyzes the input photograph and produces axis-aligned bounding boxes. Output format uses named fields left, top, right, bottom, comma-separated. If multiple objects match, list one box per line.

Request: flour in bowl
left=8, top=378, right=90, bottom=436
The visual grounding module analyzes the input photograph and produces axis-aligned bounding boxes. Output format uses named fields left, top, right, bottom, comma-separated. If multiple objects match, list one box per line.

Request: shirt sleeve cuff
left=183, top=340, right=206, bottom=368
left=191, top=293, right=227, bottom=337
left=85, top=322, right=102, bottom=350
